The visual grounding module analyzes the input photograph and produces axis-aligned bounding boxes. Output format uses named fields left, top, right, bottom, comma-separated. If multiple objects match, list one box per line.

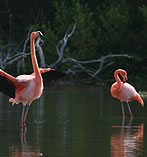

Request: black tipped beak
left=39, top=31, right=43, bottom=36
left=36, top=31, right=43, bottom=36
left=123, top=75, right=128, bottom=83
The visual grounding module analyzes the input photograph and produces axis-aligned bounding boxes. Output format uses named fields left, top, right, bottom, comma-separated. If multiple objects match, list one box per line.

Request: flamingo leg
left=121, top=102, right=125, bottom=118
left=22, top=104, right=30, bottom=127
left=122, top=117, right=125, bottom=126
left=21, top=105, right=25, bottom=125
left=127, top=102, right=134, bottom=118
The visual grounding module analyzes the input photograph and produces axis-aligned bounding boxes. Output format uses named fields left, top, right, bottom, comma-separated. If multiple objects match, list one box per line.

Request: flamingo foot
left=20, top=122, right=27, bottom=135
left=20, top=121, right=27, bottom=132
left=20, top=121, right=26, bottom=128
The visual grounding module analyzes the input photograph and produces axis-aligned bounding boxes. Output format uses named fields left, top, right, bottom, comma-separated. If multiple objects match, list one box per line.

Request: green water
left=0, top=85, right=147, bottom=157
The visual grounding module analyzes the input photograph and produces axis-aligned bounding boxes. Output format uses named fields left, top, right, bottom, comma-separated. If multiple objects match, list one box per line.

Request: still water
left=0, top=85, right=147, bottom=157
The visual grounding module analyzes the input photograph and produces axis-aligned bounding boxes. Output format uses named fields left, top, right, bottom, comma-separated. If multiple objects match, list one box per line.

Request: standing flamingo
left=111, top=69, right=144, bottom=118
left=0, top=31, right=65, bottom=129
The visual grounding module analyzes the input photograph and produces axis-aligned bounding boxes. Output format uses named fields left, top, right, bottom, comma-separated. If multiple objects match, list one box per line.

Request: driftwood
left=49, top=24, right=76, bottom=68
left=0, top=24, right=132, bottom=83
left=0, top=29, right=31, bottom=70
left=0, top=28, right=45, bottom=71
left=64, top=54, right=131, bottom=78
left=47, top=25, right=132, bottom=82
left=36, top=37, right=45, bottom=68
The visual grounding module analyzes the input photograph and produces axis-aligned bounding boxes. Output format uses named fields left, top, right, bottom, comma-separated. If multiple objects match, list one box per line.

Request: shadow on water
left=0, top=86, right=147, bottom=157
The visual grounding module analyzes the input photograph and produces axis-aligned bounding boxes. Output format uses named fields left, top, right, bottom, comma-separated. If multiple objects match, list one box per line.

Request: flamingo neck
left=114, top=70, right=123, bottom=90
left=30, top=37, right=41, bottom=77
left=114, top=71, right=122, bottom=84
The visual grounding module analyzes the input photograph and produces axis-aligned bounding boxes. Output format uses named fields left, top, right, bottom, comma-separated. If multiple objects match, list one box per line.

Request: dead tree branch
left=0, top=43, right=16, bottom=51
left=47, top=25, right=132, bottom=81
left=36, top=37, right=45, bottom=68
left=0, top=24, right=132, bottom=83
left=0, top=30, right=31, bottom=70
left=49, top=24, right=76, bottom=68
left=63, top=54, right=132, bottom=79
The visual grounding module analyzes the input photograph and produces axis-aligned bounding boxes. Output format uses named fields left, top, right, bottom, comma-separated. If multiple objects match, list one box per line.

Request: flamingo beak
left=123, top=75, right=128, bottom=83
left=36, top=31, right=43, bottom=37
left=38, top=31, right=43, bottom=36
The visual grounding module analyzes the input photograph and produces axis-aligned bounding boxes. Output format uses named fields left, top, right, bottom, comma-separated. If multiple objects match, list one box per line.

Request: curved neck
left=114, top=70, right=122, bottom=84
left=114, top=70, right=123, bottom=92
left=30, top=37, right=41, bottom=77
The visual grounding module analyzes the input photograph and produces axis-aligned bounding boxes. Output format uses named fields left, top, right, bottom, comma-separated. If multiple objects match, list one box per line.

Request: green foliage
left=53, top=0, right=97, bottom=60
left=70, top=1, right=97, bottom=60
left=1, top=0, right=147, bottom=82
left=41, top=23, right=59, bottom=64
left=96, top=3, right=130, bottom=54
left=139, top=5, right=147, bottom=22
left=35, top=0, right=98, bottom=65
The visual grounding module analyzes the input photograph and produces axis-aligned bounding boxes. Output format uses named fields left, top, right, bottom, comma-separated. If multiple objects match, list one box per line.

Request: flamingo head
left=119, top=69, right=128, bottom=83
left=31, top=31, right=43, bottom=40
left=115, top=69, right=128, bottom=83
left=123, top=74, right=128, bottom=83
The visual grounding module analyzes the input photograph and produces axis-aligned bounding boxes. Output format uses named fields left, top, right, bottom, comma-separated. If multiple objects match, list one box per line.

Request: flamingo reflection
left=111, top=118, right=144, bottom=157
left=9, top=131, right=43, bottom=157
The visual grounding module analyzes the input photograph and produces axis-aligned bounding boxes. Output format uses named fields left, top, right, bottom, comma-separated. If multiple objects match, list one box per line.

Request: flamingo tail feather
left=134, top=94, right=144, bottom=107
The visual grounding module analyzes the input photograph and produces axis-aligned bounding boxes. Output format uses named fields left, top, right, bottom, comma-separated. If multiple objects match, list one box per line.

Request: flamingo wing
left=123, top=83, right=144, bottom=106
left=0, top=69, right=65, bottom=98
left=122, top=83, right=137, bottom=98
left=0, top=74, right=33, bottom=98
left=32, top=68, right=66, bottom=85
left=0, top=75, right=15, bottom=98
left=16, top=75, right=34, bottom=82
left=116, top=82, right=142, bottom=103
left=41, top=70, right=66, bottom=86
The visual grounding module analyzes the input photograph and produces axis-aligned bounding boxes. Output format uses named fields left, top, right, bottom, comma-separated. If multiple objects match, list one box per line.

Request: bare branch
left=22, top=28, right=32, bottom=55
left=93, top=54, right=131, bottom=77
left=64, top=54, right=132, bottom=79
left=49, top=24, right=76, bottom=68
left=45, top=24, right=132, bottom=82
left=6, top=53, right=30, bottom=65
left=36, top=37, right=45, bottom=68
left=0, top=23, right=132, bottom=84
left=64, top=24, right=76, bottom=39
left=0, top=30, right=31, bottom=70
left=0, top=43, right=16, bottom=51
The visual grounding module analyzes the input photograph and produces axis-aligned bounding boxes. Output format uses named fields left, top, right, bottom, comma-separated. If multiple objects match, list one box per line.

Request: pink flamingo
left=0, top=31, right=65, bottom=129
left=111, top=69, right=144, bottom=118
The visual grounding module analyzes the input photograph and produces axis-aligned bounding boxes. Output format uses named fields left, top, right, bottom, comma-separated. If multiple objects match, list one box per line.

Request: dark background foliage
left=0, top=0, right=147, bottom=84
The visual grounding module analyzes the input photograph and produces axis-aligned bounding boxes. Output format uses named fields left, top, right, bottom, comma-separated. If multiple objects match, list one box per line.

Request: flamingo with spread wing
left=0, top=31, right=65, bottom=129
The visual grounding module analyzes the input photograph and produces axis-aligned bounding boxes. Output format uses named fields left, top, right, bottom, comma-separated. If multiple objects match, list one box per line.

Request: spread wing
left=0, top=75, right=15, bottom=98
left=41, top=70, right=66, bottom=86
left=0, top=69, right=66, bottom=98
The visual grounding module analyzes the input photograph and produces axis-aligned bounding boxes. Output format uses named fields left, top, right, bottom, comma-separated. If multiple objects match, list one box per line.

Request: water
left=0, top=85, right=147, bottom=157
